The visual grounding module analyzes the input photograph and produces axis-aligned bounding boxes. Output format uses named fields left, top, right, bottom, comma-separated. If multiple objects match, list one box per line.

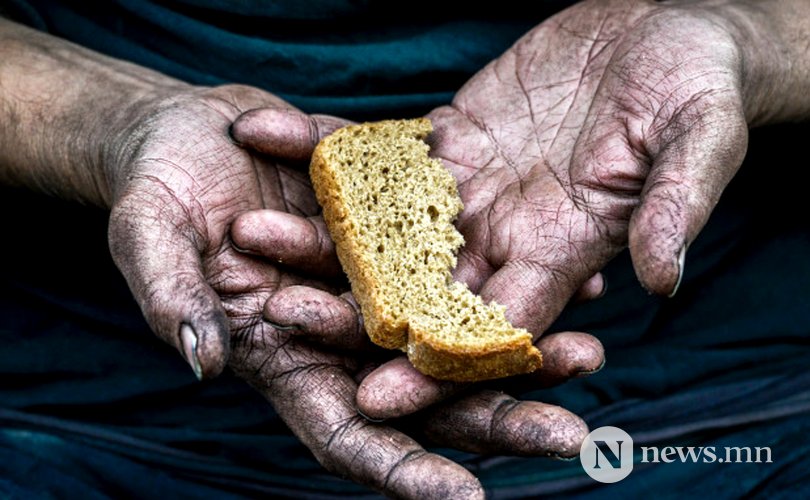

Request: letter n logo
left=580, top=426, right=634, bottom=483
left=593, top=440, right=624, bottom=469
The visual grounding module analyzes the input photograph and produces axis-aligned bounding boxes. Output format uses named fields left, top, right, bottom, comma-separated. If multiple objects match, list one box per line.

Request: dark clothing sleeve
left=2, top=0, right=571, bottom=120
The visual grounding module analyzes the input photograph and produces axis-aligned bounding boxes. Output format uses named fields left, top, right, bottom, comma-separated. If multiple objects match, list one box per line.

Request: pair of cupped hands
left=105, top=1, right=771, bottom=497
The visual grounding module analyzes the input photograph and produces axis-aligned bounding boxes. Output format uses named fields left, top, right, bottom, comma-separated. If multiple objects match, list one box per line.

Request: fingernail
left=598, top=277, right=608, bottom=298
left=547, top=452, right=578, bottom=462
left=227, top=122, right=243, bottom=146
left=577, top=357, right=605, bottom=377
left=266, top=320, right=298, bottom=331
left=668, top=245, right=686, bottom=298
left=181, top=323, right=203, bottom=380
left=355, top=405, right=387, bottom=423
left=231, top=240, right=255, bottom=255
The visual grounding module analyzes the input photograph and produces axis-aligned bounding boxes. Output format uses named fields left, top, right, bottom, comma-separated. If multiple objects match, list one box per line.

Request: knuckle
left=320, top=415, right=372, bottom=468
left=307, top=115, right=322, bottom=149
left=229, top=324, right=288, bottom=377
left=488, top=393, right=520, bottom=439
left=305, top=216, right=330, bottom=255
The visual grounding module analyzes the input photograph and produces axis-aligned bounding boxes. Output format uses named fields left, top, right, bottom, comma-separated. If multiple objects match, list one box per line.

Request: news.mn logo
left=580, top=426, right=634, bottom=483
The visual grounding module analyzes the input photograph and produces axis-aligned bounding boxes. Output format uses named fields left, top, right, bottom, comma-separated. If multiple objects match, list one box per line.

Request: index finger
left=357, top=331, right=604, bottom=419
left=230, top=108, right=352, bottom=161
left=231, top=210, right=343, bottom=278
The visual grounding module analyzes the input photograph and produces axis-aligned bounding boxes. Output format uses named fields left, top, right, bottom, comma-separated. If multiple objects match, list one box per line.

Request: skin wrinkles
left=286, top=0, right=782, bottom=424
left=423, top=0, right=744, bottom=312
left=6, top=3, right=810, bottom=495
left=105, top=85, right=351, bottom=386
left=101, top=1, right=770, bottom=488
left=106, top=0, right=799, bottom=489
left=225, top=317, right=493, bottom=499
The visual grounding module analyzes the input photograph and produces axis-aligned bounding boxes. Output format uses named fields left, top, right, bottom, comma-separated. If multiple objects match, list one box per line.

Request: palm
left=108, top=85, right=338, bottom=377
left=110, top=87, right=507, bottom=498
left=428, top=0, right=747, bottom=334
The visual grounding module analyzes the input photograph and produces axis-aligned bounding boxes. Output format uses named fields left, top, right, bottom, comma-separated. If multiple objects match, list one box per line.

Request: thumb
left=230, top=108, right=353, bottom=161
left=477, top=259, right=584, bottom=336
left=629, top=104, right=748, bottom=296
left=109, top=190, right=229, bottom=380
left=451, top=247, right=495, bottom=295
left=459, top=203, right=605, bottom=336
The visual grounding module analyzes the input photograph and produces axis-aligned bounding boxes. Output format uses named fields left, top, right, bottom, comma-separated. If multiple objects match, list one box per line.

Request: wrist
left=708, top=1, right=810, bottom=126
left=99, top=85, right=200, bottom=207
left=0, top=18, right=192, bottom=207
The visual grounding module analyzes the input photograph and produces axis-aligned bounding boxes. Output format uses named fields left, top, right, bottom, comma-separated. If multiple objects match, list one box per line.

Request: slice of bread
left=310, top=118, right=542, bottom=382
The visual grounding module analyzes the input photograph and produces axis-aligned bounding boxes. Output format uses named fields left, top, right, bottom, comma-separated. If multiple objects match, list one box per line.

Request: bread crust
left=311, top=118, right=542, bottom=381
left=311, top=130, right=408, bottom=350
left=408, top=324, right=542, bottom=382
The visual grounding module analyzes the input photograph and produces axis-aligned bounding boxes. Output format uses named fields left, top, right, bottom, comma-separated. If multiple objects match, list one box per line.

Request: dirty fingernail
left=548, top=452, right=579, bottom=462
left=668, top=245, right=686, bottom=298
left=181, top=323, right=202, bottom=380
left=577, top=358, right=606, bottom=377
left=227, top=122, right=243, bottom=146
left=266, top=320, right=298, bottom=331
left=231, top=240, right=255, bottom=255
left=355, top=405, right=387, bottom=423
